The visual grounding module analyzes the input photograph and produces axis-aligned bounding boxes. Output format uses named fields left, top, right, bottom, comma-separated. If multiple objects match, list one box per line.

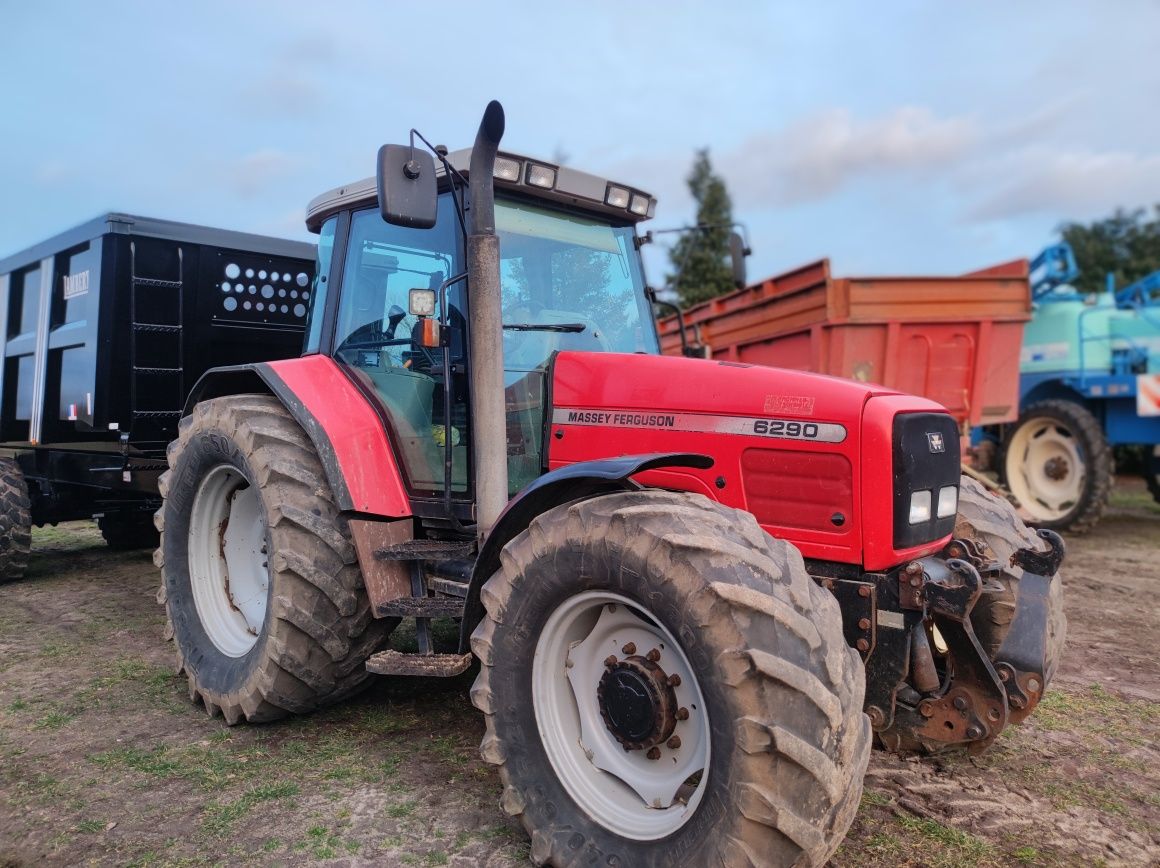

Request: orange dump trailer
left=658, top=257, right=1031, bottom=431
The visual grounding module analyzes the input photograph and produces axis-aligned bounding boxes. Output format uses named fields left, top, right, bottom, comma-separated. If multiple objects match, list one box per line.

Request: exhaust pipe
left=466, top=101, right=509, bottom=541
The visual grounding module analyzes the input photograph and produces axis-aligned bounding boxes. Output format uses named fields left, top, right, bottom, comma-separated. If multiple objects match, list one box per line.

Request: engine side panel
left=548, top=352, right=878, bottom=563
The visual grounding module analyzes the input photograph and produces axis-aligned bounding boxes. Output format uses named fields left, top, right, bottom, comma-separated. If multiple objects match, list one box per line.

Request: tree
left=1059, top=206, right=1160, bottom=294
left=668, top=149, right=737, bottom=307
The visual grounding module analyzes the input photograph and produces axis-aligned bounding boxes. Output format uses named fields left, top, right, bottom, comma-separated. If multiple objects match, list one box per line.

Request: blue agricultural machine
left=991, top=242, right=1160, bottom=531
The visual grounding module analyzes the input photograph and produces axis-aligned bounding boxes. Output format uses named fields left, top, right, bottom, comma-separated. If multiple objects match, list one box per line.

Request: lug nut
left=999, top=668, right=1010, bottom=682
left=646, top=648, right=661, bottom=662
left=1027, top=678, right=1040, bottom=693
left=858, top=617, right=871, bottom=630
left=621, top=642, right=636, bottom=656
left=953, top=696, right=968, bottom=711
left=676, top=707, right=689, bottom=721
left=966, top=725, right=982, bottom=739
left=856, top=639, right=870, bottom=652
left=604, top=655, right=618, bottom=668
left=858, top=586, right=872, bottom=598
left=667, top=735, right=681, bottom=750
left=668, top=673, right=681, bottom=687
left=919, top=700, right=935, bottom=718
left=646, top=747, right=661, bottom=760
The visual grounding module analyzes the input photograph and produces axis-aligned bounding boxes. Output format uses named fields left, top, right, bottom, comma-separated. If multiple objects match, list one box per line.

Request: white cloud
left=723, top=106, right=979, bottom=206
left=967, top=149, right=1160, bottom=222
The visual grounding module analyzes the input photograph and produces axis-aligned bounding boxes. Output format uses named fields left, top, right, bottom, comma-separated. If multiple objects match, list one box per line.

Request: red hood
left=552, top=351, right=900, bottom=424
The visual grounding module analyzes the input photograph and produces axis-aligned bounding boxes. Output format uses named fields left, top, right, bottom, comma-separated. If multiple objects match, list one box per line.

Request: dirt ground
left=1, top=482, right=1158, bottom=867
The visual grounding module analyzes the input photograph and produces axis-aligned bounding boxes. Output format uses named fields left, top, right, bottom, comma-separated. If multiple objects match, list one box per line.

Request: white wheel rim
left=1006, top=416, right=1086, bottom=521
left=532, top=591, right=710, bottom=841
left=188, top=464, right=270, bottom=657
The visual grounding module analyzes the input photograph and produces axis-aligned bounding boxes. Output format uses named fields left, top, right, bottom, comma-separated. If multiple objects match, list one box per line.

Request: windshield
left=497, top=198, right=658, bottom=373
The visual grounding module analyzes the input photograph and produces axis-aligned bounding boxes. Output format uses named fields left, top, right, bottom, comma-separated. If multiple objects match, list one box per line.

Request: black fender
left=457, top=452, right=714, bottom=652
left=184, top=364, right=275, bottom=416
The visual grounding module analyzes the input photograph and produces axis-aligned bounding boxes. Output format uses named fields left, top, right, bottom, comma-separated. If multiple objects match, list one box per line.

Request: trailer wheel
left=470, top=491, right=870, bottom=867
left=1146, top=446, right=1160, bottom=505
left=157, top=395, right=394, bottom=723
left=1001, top=399, right=1112, bottom=533
left=98, top=512, right=160, bottom=551
left=0, top=458, right=31, bottom=584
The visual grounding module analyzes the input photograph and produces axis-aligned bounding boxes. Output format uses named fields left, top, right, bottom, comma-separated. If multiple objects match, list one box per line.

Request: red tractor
left=157, top=102, right=1065, bottom=866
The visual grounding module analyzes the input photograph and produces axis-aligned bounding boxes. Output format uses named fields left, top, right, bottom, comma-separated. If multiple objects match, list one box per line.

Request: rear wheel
left=470, top=491, right=870, bottom=867
left=1001, top=399, right=1111, bottom=533
left=157, top=394, right=394, bottom=723
left=98, top=511, right=160, bottom=551
left=0, top=458, right=31, bottom=584
left=1146, top=445, right=1160, bottom=505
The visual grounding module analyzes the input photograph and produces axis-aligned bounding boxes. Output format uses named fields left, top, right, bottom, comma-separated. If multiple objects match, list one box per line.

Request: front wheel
left=0, top=458, right=31, bottom=583
left=1001, top=399, right=1112, bottom=533
left=470, top=491, right=870, bottom=867
left=157, top=394, right=394, bottom=723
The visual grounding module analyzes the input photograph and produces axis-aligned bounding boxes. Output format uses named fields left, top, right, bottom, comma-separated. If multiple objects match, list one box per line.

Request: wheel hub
left=597, top=655, right=677, bottom=751
left=1043, top=455, right=1069, bottom=481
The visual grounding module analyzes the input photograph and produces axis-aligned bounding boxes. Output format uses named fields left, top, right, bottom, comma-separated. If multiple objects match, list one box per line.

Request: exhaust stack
left=466, top=101, right=509, bottom=541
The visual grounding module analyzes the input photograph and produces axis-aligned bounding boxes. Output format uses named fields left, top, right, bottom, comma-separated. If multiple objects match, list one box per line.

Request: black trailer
left=0, top=213, right=315, bottom=578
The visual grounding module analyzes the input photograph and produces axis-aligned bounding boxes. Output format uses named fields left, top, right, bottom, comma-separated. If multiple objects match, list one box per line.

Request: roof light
left=605, top=186, right=630, bottom=208
left=629, top=194, right=650, bottom=216
left=493, top=157, right=521, bottom=182
left=526, top=163, right=557, bottom=189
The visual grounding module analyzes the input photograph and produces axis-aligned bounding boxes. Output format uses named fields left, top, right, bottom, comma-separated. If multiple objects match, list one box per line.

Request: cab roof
left=305, top=148, right=656, bottom=233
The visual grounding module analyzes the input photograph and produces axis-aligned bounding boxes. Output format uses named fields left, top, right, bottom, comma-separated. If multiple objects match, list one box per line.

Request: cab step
left=374, top=540, right=475, bottom=561
left=375, top=597, right=465, bottom=619
left=365, top=650, right=473, bottom=677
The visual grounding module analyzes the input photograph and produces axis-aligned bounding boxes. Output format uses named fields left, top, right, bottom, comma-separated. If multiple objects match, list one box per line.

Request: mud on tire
left=156, top=394, right=394, bottom=723
left=0, top=457, right=31, bottom=584
left=470, top=491, right=871, bottom=867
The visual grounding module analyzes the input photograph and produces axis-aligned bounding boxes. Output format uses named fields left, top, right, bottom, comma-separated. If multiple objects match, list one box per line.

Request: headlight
left=936, top=484, right=958, bottom=519
left=629, top=194, right=651, bottom=216
left=908, top=490, right=932, bottom=524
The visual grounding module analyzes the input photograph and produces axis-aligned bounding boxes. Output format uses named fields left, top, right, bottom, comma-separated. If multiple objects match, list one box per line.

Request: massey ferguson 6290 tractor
left=156, top=102, right=1066, bottom=866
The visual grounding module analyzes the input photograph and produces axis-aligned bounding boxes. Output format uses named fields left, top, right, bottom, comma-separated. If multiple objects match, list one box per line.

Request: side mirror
left=377, top=145, right=437, bottom=229
left=729, top=231, right=750, bottom=289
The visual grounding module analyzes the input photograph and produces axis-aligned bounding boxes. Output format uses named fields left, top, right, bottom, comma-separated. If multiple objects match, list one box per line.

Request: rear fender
left=457, top=452, right=713, bottom=652
left=186, top=357, right=410, bottom=518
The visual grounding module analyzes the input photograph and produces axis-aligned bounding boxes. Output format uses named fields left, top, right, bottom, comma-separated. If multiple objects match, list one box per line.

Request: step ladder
left=128, top=242, right=186, bottom=437
left=365, top=548, right=474, bottom=677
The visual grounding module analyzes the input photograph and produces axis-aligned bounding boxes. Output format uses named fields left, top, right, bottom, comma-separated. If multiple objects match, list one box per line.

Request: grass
left=202, top=782, right=300, bottom=834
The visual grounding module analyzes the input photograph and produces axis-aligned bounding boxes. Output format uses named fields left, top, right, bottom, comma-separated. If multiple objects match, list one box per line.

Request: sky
left=2, top=1, right=1159, bottom=286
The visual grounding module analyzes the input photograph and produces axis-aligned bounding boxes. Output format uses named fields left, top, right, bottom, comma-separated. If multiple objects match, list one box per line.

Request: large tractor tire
left=1001, top=399, right=1112, bottom=533
left=98, top=511, right=160, bottom=551
left=879, top=476, right=1067, bottom=755
left=470, top=491, right=870, bottom=867
left=0, top=457, right=31, bottom=584
left=156, top=395, right=394, bottom=723
left=956, top=475, right=1067, bottom=685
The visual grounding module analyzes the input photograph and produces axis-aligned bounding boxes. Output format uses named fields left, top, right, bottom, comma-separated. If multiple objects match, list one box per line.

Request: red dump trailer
left=658, top=257, right=1032, bottom=434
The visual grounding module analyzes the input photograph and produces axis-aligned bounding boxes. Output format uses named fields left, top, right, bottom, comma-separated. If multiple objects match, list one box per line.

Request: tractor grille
left=741, top=448, right=853, bottom=533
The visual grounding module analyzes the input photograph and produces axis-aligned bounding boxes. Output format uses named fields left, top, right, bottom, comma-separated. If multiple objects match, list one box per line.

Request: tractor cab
left=302, top=152, right=660, bottom=500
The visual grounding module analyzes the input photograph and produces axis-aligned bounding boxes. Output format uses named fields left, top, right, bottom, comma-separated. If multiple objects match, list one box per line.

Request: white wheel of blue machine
left=1002, top=399, right=1112, bottom=533
left=470, top=490, right=871, bottom=867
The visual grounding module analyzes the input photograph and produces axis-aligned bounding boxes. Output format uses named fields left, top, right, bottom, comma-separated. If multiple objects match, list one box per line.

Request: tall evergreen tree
left=668, top=149, right=738, bottom=307
left=1059, top=205, right=1160, bottom=294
